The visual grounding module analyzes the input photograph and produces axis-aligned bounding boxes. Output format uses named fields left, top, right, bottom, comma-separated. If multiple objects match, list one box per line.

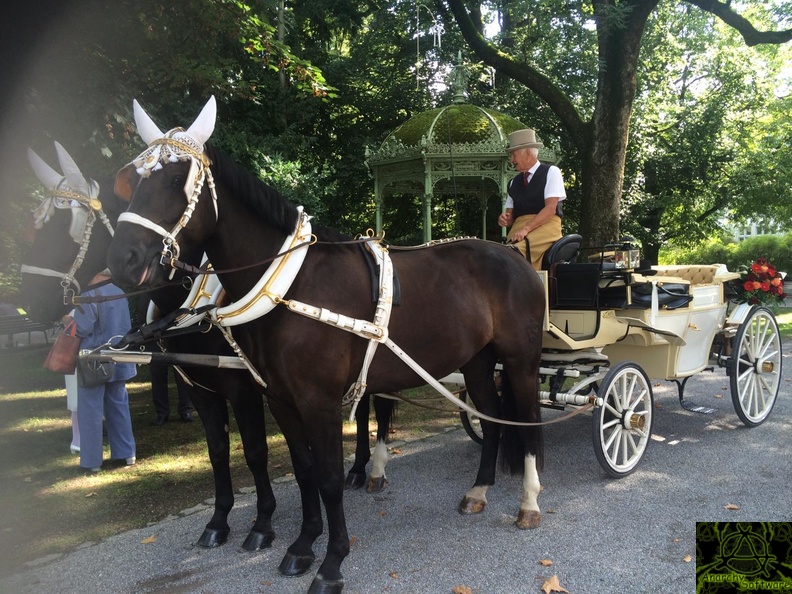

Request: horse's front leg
left=305, top=407, right=349, bottom=594
left=188, top=383, right=235, bottom=548
left=268, top=399, right=324, bottom=578
left=228, top=379, right=276, bottom=550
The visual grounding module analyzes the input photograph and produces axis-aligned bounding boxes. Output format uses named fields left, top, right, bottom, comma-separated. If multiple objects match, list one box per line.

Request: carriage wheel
left=458, top=389, right=483, bottom=445
left=729, top=306, right=782, bottom=427
left=592, top=362, right=653, bottom=478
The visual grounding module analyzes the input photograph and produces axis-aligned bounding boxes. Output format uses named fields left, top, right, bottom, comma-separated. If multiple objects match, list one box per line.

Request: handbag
left=43, top=319, right=81, bottom=374
left=76, top=355, right=116, bottom=388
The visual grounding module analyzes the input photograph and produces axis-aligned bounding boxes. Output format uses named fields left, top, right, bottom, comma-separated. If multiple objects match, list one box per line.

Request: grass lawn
left=775, top=307, right=792, bottom=338
left=0, top=344, right=462, bottom=577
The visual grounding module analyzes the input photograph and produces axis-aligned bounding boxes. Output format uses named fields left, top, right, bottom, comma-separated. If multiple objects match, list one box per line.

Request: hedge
left=659, top=234, right=792, bottom=276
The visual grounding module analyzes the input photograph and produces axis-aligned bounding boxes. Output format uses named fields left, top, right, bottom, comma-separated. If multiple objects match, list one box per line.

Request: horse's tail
left=498, top=369, right=544, bottom=475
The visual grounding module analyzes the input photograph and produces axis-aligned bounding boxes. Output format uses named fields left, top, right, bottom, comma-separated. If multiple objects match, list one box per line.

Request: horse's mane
left=207, top=145, right=299, bottom=235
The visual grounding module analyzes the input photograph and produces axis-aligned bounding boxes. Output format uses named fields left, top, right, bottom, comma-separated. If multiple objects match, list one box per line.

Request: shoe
left=125, top=457, right=136, bottom=466
left=70, top=445, right=80, bottom=454
left=179, top=411, right=194, bottom=423
left=152, top=414, right=169, bottom=426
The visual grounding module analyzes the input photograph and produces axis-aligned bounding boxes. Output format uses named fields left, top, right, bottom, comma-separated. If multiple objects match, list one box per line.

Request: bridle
left=21, top=186, right=115, bottom=305
left=116, top=129, right=219, bottom=277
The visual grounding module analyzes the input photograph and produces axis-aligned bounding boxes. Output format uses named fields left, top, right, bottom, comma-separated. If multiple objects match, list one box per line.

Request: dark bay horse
left=107, top=97, right=546, bottom=594
left=20, top=143, right=276, bottom=550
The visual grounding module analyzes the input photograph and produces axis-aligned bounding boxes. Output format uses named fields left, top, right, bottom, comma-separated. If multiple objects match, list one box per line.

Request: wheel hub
left=622, top=409, right=646, bottom=430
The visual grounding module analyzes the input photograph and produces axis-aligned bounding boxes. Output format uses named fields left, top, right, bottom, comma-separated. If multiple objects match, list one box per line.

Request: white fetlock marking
left=520, top=454, right=541, bottom=513
left=370, top=440, right=388, bottom=479
left=465, top=485, right=489, bottom=503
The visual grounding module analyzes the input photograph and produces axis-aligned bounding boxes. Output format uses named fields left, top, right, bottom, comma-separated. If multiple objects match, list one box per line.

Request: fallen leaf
left=349, top=536, right=358, bottom=547
left=140, top=535, right=157, bottom=544
left=235, top=443, right=244, bottom=450
left=683, top=554, right=692, bottom=563
left=724, top=503, right=740, bottom=510
left=260, top=581, right=272, bottom=586
left=389, top=572, right=399, bottom=579
left=390, top=448, right=402, bottom=455
left=540, top=575, right=569, bottom=594
left=714, top=394, right=723, bottom=399
left=85, top=492, right=97, bottom=498
left=452, top=586, right=472, bottom=594
left=672, top=538, right=680, bottom=543
left=539, top=559, right=553, bottom=567
left=545, top=508, right=556, bottom=514
left=379, top=511, right=387, bottom=517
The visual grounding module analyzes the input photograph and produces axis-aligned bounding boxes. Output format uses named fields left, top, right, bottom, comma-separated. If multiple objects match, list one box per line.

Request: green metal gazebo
left=365, top=57, right=556, bottom=242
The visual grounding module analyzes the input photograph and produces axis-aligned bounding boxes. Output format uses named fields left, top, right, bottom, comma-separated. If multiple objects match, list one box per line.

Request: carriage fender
left=725, top=302, right=753, bottom=327
left=613, top=316, right=687, bottom=346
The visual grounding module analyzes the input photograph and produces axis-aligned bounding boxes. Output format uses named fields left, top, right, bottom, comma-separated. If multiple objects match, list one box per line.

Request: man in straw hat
left=498, top=128, right=566, bottom=270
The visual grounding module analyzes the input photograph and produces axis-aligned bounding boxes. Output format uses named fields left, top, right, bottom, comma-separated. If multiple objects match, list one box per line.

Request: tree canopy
left=1, top=0, right=791, bottom=298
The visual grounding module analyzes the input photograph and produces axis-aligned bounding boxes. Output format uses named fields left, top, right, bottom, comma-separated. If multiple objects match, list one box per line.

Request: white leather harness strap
left=19, top=264, right=81, bottom=293
left=284, top=239, right=395, bottom=420
left=209, top=208, right=314, bottom=326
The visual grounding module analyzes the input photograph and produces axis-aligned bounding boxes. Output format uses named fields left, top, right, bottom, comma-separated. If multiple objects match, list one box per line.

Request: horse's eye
left=171, top=176, right=184, bottom=188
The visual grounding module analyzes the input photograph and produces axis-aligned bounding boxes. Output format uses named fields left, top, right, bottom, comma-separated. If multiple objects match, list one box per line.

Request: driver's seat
left=541, top=234, right=582, bottom=270
left=542, top=234, right=584, bottom=309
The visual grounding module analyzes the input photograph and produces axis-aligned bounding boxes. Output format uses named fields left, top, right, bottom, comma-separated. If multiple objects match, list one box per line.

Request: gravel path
left=2, top=346, right=790, bottom=594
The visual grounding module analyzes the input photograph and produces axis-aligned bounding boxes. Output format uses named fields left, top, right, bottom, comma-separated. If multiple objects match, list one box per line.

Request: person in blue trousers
left=71, top=271, right=137, bottom=472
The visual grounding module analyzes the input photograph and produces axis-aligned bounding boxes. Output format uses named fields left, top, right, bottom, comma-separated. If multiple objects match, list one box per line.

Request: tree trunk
left=580, top=0, right=659, bottom=248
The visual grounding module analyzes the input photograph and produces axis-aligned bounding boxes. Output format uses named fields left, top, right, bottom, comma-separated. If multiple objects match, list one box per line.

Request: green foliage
left=660, top=234, right=792, bottom=276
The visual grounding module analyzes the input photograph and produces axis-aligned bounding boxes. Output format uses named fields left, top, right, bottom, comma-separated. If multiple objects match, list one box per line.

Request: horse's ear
left=54, top=142, right=90, bottom=196
left=185, top=95, right=216, bottom=147
left=114, top=165, right=136, bottom=202
left=133, top=99, right=164, bottom=145
left=27, top=148, right=63, bottom=190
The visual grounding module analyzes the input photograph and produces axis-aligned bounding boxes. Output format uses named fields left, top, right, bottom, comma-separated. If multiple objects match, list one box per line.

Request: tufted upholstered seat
left=651, top=264, right=733, bottom=286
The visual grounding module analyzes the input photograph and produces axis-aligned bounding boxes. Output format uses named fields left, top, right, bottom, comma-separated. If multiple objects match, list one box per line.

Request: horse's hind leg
left=345, top=394, right=371, bottom=489
left=367, top=395, right=395, bottom=493
left=345, top=395, right=395, bottom=493
left=499, top=364, right=543, bottom=530
left=517, top=453, right=541, bottom=529
left=458, top=349, right=500, bottom=515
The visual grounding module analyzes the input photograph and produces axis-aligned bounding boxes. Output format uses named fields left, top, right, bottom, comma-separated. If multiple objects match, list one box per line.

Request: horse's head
left=108, top=97, right=219, bottom=288
left=20, top=143, right=121, bottom=322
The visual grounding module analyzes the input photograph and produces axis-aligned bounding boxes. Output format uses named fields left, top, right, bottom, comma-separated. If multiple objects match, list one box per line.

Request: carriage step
left=679, top=399, right=716, bottom=415
left=539, top=399, right=566, bottom=411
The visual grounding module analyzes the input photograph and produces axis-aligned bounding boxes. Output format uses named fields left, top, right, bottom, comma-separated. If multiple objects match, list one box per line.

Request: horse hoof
left=241, top=529, right=275, bottom=551
left=516, top=509, right=541, bottom=530
left=308, top=574, right=345, bottom=594
left=458, top=496, right=486, bottom=515
left=195, top=527, right=230, bottom=548
left=345, top=472, right=366, bottom=490
left=366, top=476, right=387, bottom=493
left=279, top=551, right=315, bottom=577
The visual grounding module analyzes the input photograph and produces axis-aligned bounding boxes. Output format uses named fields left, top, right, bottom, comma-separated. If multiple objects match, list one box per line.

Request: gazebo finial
left=449, top=51, right=470, bottom=104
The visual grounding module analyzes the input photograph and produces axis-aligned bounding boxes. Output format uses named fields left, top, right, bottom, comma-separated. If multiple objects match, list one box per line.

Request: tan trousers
left=507, top=214, right=562, bottom=270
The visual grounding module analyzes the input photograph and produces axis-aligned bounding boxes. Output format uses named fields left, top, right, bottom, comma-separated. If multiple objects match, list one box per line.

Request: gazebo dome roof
left=368, top=103, right=527, bottom=164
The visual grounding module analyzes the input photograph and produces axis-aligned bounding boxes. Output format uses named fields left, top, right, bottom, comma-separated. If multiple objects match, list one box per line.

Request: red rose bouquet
left=736, top=257, right=786, bottom=309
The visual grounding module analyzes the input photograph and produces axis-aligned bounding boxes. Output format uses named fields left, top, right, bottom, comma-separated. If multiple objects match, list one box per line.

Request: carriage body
left=493, top=241, right=783, bottom=477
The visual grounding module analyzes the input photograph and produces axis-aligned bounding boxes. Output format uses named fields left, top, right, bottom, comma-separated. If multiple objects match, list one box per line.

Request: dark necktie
left=524, top=171, right=531, bottom=186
